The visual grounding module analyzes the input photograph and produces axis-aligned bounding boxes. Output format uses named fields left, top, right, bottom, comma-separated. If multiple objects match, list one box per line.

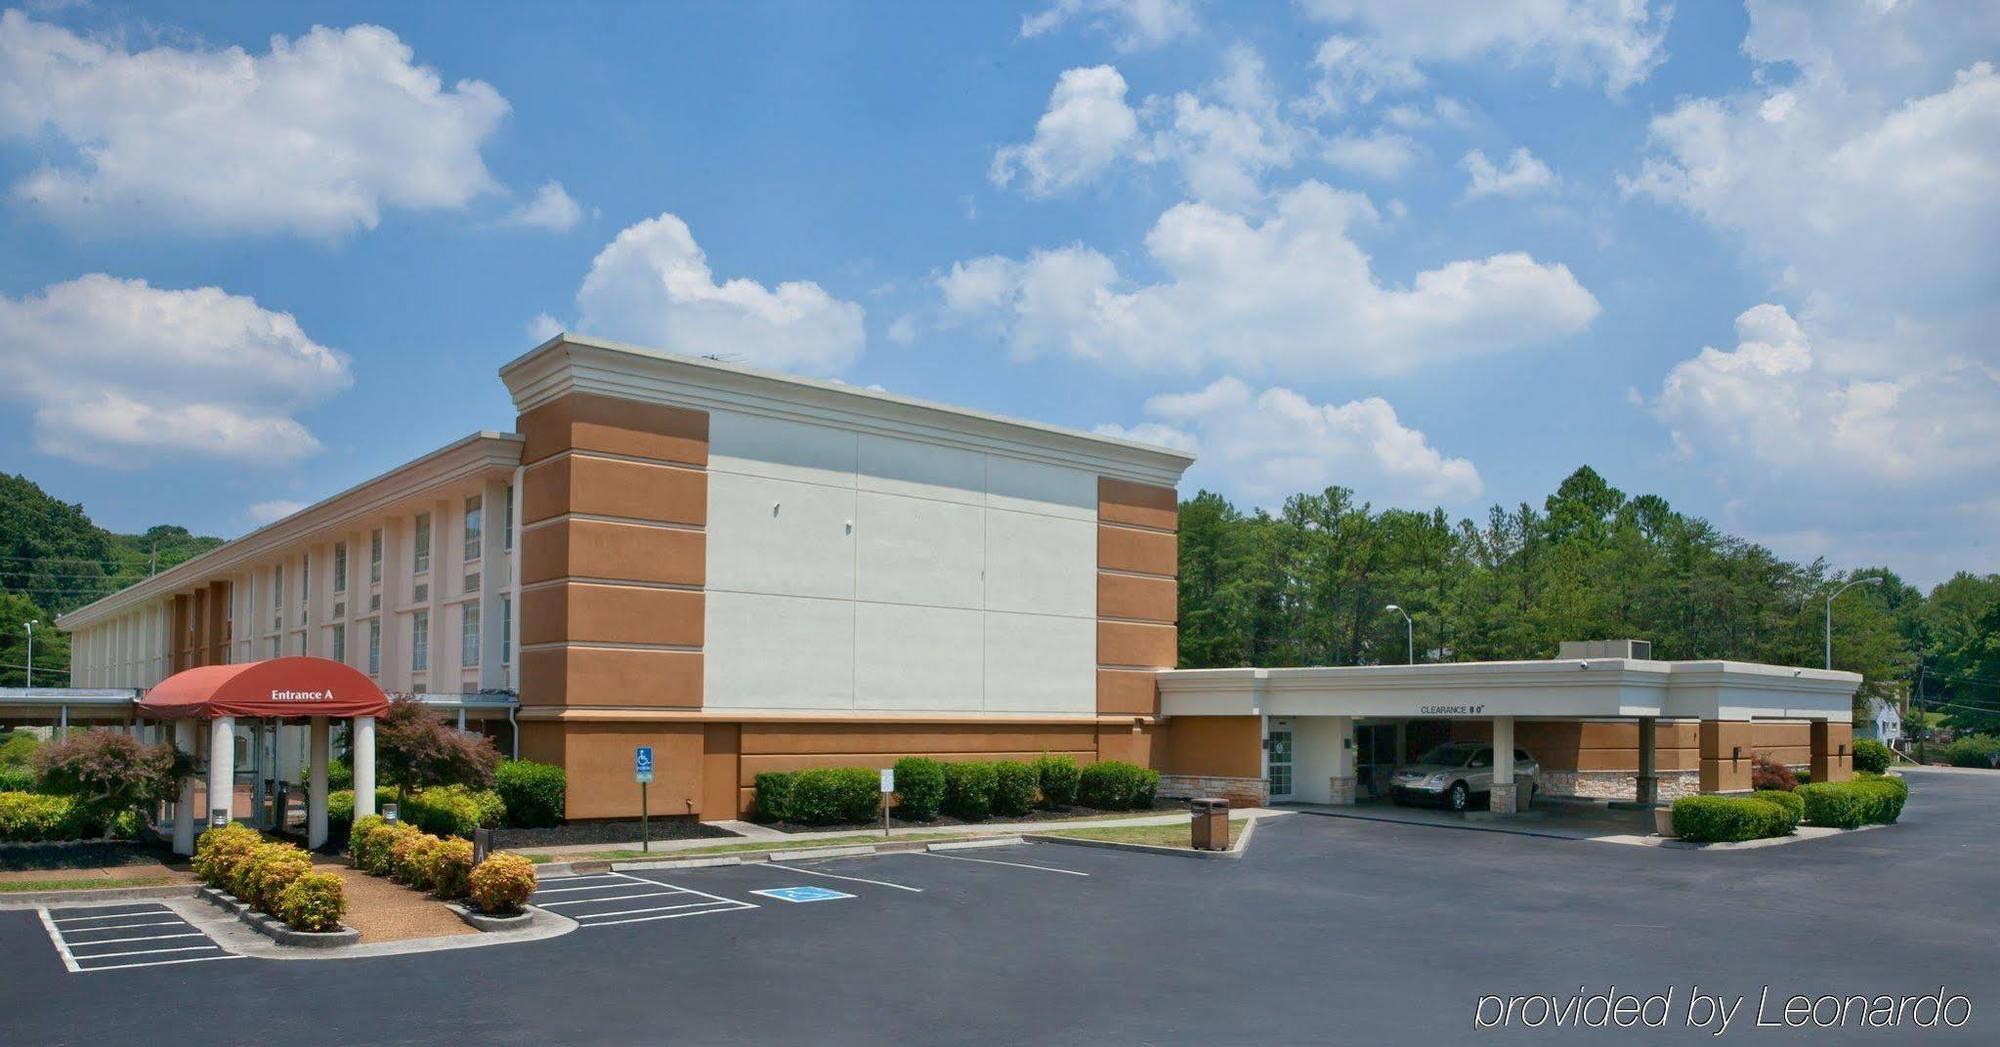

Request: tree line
left=1177, top=466, right=2000, bottom=733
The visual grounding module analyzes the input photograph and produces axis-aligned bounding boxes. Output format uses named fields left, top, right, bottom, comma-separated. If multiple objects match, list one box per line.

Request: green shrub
left=1748, top=790, right=1803, bottom=832
left=391, top=832, right=444, bottom=888
left=1798, top=775, right=1909, bottom=828
left=0, top=764, right=39, bottom=793
left=786, top=768, right=880, bottom=825
left=891, top=757, right=946, bottom=821
left=1671, top=795, right=1790, bottom=842
left=327, top=786, right=397, bottom=827
left=191, top=823, right=264, bottom=888
left=360, top=822, right=419, bottom=876
left=1077, top=761, right=1160, bottom=810
left=405, top=785, right=503, bottom=837
left=992, top=762, right=1038, bottom=818
left=248, top=845, right=314, bottom=914
left=468, top=852, right=538, bottom=915
left=0, top=791, right=92, bottom=841
left=0, top=732, right=40, bottom=767
left=495, top=760, right=566, bottom=828
left=1943, top=734, right=2000, bottom=769
left=328, top=758, right=354, bottom=792
left=277, top=871, right=347, bottom=932
left=754, top=772, right=796, bottom=822
left=1033, top=753, right=1080, bottom=809
left=943, top=761, right=1000, bottom=821
left=1795, top=767, right=1812, bottom=785
left=1852, top=738, right=1893, bottom=775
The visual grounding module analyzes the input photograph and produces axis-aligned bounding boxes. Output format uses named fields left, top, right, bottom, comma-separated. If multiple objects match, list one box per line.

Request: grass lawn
left=0, top=875, right=174, bottom=893
left=1040, top=820, right=1236, bottom=849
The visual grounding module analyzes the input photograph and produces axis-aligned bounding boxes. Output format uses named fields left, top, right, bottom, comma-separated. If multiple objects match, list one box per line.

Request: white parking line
left=533, top=880, right=640, bottom=895
left=80, top=953, right=243, bottom=973
left=72, top=944, right=222, bottom=961
left=536, top=889, right=694, bottom=908
left=68, top=932, right=206, bottom=948
left=56, top=919, right=185, bottom=933
left=919, top=851, right=1090, bottom=876
left=576, top=899, right=744, bottom=920
left=761, top=862, right=925, bottom=893
left=52, top=909, right=172, bottom=923
left=38, top=904, right=239, bottom=973
left=584, top=902, right=756, bottom=927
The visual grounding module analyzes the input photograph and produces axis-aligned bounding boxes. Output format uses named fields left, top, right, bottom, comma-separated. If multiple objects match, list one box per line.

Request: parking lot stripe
left=760, top=863, right=924, bottom=893
left=583, top=903, right=756, bottom=927
left=52, top=907, right=173, bottom=923
left=57, top=919, right=184, bottom=932
left=535, top=880, right=652, bottom=895
left=36, top=909, right=81, bottom=973
left=78, top=953, right=244, bottom=973
left=576, top=900, right=744, bottom=920
left=67, top=932, right=206, bottom=949
left=73, top=944, right=222, bottom=961
left=537, top=889, right=694, bottom=908
left=919, top=851, right=1089, bottom=876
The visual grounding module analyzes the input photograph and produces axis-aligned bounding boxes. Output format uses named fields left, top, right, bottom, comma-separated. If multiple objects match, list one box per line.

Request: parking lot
left=0, top=769, right=1992, bottom=1045
left=35, top=901, right=239, bottom=973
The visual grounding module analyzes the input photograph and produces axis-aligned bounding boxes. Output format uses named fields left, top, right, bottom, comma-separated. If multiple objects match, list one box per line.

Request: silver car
left=1390, top=742, right=1540, bottom=812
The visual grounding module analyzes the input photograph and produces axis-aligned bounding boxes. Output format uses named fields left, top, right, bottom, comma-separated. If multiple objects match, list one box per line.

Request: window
left=500, top=594, right=512, bottom=665
left=463, top=495, right=483, bottom=561
left=369, top=593, right=381, bottom=613
left=333, top=600, right=345, bottom=621
left=267, top=637, right=280, bottom=659
left=332, top=624, right=346, bottom=663
left=370, top=529, right=383, bottom=583
left=302, top=553, right=310, bottom=602
left=273, top=565, right=284, bottom=606
left=411, top=611, right=429, bottom=672
left=462, top=605, right=480, bottom=666
left=414, top=514, right=432, bottom=574
left=367, top=620, right=381, bottom=675
left=464, top=572, right=480, bottom=594
left=333, top=542, right=348, bottom=593
left=503, top=484, right=514, bottom=551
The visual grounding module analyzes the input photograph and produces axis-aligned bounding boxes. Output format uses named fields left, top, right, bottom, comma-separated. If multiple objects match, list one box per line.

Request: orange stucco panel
left=560, top=722, right=706, bottom=819
left=1097, top=477, right=1179, bottom=532
left=518, top=646, right=703, bottom=708
left=1096, top=668, right=1159, bottom=716
left=1097, top=524, right=1177, bottom=577
left=519, top=582, right=703, bottom=648
left=1097, top=572, right=1176, bottom=623
left=521, top=455, right=706, bottom=528
left=1098, top=620, right=1177, bottom=669
left=517, top=392, right=709, bottom=469
left=1160, top=716, right=1261, bottom=779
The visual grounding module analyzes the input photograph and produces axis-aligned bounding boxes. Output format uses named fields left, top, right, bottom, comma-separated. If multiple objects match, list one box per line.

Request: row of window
left=318, top=596, right=512, bottom=678
left=264, top=486, right=514, bottom=622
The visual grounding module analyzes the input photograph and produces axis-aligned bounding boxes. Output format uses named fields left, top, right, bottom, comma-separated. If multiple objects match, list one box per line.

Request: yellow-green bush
left=192, top=823, right=264, bottom=888
left=0, top=791, right=90, bottom=842
left=277, top=871, right=347, bottom=932
left=468, top=851, right=538, bottom=915
left=358, top=821, right=419, bottom=877
left=246, top=844, right=314, bottom=914
left=390, top=831, right=444, bottom=889
left=424, top=837, right=475, bottom=899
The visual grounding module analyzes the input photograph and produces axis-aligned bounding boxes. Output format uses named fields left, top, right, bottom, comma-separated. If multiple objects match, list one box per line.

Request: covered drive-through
left=136, top=656, right=388, bottom=853
left=1154, top=646, right=1863, bottom=814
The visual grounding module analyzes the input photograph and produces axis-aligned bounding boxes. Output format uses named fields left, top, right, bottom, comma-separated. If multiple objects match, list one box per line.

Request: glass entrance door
left=1266, top=718, right=1294, bottom=801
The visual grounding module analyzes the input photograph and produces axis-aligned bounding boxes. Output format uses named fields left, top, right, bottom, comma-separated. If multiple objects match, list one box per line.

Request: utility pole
left=23, top=619, right=36, bottom=688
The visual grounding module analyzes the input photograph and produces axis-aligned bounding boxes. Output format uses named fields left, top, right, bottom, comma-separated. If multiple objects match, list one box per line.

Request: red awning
left=137, top=657, right=390, bottom=720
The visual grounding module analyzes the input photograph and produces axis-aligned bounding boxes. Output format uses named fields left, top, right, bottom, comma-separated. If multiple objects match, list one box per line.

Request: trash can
left=1189, top=798, right=1230, bottom=851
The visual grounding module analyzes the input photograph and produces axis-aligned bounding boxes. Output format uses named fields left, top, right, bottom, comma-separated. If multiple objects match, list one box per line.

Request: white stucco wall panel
left=983, top=509, right=1095, bottom=617
left=704, top=591, right=855, bottom=709
left=857, top=432, right=985, bottom=506
left=982, top=611, right=1095, bottom=713
left=854, top=491, right=984, bottom=609
left=707, top=471, right=857, bottom=600
left=709, top=411, right=858, bottom=487
left=854, top=602, right=984, bottom=711
left=985, top=454, right=1095, bottom=521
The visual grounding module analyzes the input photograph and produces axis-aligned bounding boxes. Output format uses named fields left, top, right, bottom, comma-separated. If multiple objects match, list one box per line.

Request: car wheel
left=1447, top=782, right=1470, bottom=812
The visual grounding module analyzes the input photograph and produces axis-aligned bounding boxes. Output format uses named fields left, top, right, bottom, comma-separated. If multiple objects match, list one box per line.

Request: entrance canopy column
left=1699, top=720, right=1753, bottom=793
left=307, top=717, right=330, bottom=849
left=172, top=719, right=197, bottom=855
left=207, top=715, right=235, bottom=826
left=352, top=715, right=377, bottom=819
left=1328, top=716, right=1356, bottom=805
left=1490, top=716, right=1517, bottom=813
left=1810, top=720, right=1853, bottom=784
left=1635, top=716, right=1659, bottom=806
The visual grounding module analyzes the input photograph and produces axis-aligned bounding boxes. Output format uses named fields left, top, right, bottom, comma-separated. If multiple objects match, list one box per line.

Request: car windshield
left=1414, top=743, right=1480, bottom=767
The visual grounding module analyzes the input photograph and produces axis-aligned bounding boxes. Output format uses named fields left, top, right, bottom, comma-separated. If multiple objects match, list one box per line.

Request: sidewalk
left=512, top=807, right=1280, bottom=858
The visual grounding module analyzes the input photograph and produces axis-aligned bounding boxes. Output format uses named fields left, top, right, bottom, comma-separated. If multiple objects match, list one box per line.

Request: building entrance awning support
left=138, top=657, right=388, bottom=854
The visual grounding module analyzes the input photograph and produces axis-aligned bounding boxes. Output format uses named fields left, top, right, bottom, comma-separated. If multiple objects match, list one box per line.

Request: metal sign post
left=636, top=746, right=654, bottom=853
left=879, top=767, right=894, bottom=838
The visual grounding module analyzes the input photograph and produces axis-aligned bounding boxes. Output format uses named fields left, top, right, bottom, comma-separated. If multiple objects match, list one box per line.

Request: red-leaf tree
left=376, top=697, right=499, bottom=804
left=33, top=730, right=192, bottom=835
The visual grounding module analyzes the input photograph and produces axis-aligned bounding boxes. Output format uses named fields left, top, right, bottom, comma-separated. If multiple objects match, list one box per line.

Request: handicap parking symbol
left=750, top=886, right=854, bottom=903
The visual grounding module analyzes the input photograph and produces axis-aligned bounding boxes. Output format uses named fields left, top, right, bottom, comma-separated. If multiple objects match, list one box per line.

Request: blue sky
left=1, top=1, right=1994, bottom=587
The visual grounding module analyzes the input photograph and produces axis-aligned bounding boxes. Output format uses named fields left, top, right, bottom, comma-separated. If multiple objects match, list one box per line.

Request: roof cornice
left=500, top=334, right=1195, bottom=487
left=56, top=433, right=523, bottom=630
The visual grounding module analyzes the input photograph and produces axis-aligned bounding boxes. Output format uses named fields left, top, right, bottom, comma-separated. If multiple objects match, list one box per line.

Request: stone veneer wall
left=1539, top=770, right=1702, bottom=802
left=1159, top=774, right=1267, bottom=808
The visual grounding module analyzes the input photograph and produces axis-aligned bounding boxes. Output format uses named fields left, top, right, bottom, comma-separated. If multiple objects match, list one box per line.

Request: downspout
left=508, top=702, right=519, bottom=761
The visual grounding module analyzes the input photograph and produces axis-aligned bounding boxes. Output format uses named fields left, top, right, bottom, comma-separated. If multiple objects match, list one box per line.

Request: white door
left=1266, top=718, right=1294, bottom=801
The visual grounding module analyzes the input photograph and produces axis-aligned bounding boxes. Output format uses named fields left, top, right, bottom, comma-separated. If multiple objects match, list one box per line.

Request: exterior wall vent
left=414, top=583, right=429, bottom=603
left=1557, top=639, right=1653, bottom=660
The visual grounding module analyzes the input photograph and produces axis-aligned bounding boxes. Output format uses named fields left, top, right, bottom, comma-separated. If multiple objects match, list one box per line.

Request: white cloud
left=247, top=500, right=308, bottom=525
left=1146, top=46, right=1306, bottom=208
left=502, top=180, right=585, bottom=232
left=886, top=314, right=918, bottom=345
left=1460, top=146, right=1555, bottom=199
left=939, top=181, right=1598, bottom=381
left=991, top=66, right=1141, bottom=197
left=1625, top=1, right=2000, bottom=578
left=573, top=212, right=865, bottom=374
left=1300, top=0, right=1671, bottom=98
left=1099, top=377, right=1482, bottom=506
left=0, top=274, right=349, bottom=466
left=1019, top=0, right=1197, bottom=52
left=525, top=313, right=563, bottom=342
left=0, top=12, right=508, bottom=239
left=1323, top=129, right=1420, bottom=179
left=1303, top=35, right=1428, bottom=115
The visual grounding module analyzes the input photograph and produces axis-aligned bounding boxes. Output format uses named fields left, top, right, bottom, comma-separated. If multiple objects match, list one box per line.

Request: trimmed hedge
left=469, top=852, right=538, bottom=915
left=0, top=765, right=39, bottom=793
left=944, top=761, right=1000, bottom=821
left=1077, top=761, right=1160, bottom=811
left=755, top=768, right=879, bottom=826
left=278, top=871, right=347, bottom=933
left=1801, top=775, right=1907, bottom=828
left=1748, top=789, right=1803, bottom=832
left=495, top=760, right=566, bottom=828
left=892, top=757, right=946, bottom=821
left=993, top=762, right=1038, bottom=818
left=1943, top=734, right=2000, bottom=769
left=327, top=785, right=501, bottom=838
left=1852, top=738, right=1893, bottom=775
left=0, top=791, right=95, bottom=841
left=1034, top=754, right=1081, bottom=809
left=1671, top=794, right=1791, bottom=842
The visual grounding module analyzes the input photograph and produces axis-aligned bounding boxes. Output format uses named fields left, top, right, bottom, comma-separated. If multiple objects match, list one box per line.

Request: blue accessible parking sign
left=635, top=746, right=653, bottom=783
left=751, top=886, right=855, bottom=904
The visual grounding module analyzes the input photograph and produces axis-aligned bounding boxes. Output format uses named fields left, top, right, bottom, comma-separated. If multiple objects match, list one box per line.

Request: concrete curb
left=1593, top=822, right=1892, bottom=850
left=0, top=882, right=198, bottom=908
left=1024, top=816, right=1261, bottom=860
left=926, top=837, right=1025, bottom=852
left=198, top=885, right=360, bottom=947
left=614, top=855, right=744, bottom=872
left=1292, top=805, right=1595, bottom=841
left=767, top=844, right=877, bottom=862
left=446, top=901, right=537, bottom=932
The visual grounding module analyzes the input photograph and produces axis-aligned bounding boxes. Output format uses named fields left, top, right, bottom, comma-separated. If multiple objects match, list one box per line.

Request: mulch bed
left=0, top=840, right=178, bottom=873
left=490, top=817, right=740, bottom=849
left=760, top=798, right=1188, bottom=835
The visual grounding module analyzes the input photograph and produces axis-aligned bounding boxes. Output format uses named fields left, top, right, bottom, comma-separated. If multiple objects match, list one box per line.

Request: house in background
left=1859, top=696, right=1903, bottom=746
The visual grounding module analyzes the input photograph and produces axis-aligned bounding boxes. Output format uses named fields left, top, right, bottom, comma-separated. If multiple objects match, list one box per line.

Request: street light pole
left=1824, top=576, right=1884, bottom=670
left=23, top=619, right=35, bottom=688
left=1383, top=604, right=1414, bottom=665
